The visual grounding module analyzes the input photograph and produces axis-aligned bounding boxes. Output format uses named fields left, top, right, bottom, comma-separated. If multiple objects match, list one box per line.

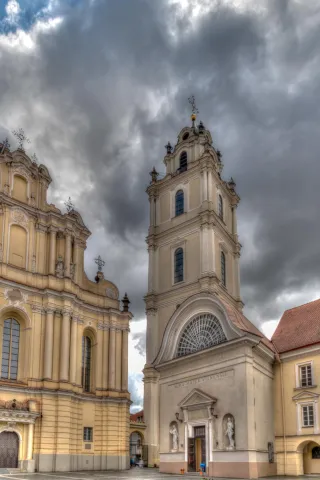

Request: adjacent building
left=129, top=410, right=146, bottom=466
left=0, top=143, right=131, bottom=472
left=143, top=114, right=276, bottom=478
left=272, top=299, right=320, bottom=475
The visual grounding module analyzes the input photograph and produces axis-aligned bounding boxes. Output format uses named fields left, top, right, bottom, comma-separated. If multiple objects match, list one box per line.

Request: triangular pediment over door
left=178, top=388, right=217, bottom=409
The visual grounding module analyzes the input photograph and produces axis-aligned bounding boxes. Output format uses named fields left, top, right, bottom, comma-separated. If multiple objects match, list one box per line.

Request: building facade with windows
left=144, top=115, right=277, bottom=478
left=0, top=144, right=131, bottom=472
left=272, top=299, right=320, bottom=475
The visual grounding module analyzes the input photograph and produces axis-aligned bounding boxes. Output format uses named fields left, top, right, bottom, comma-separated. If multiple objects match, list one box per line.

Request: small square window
left=302, top=405, right=314, bottom=427
left=299, top=364, right=313, bottom=387
left=83, top=427, right=93, bottom=442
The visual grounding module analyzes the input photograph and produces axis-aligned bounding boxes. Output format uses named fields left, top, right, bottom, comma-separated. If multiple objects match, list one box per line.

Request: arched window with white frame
left=174, top=248, right=184, bottom=283
left=1, top=318, right=20, bottom=380
left=221, top=251, right=226, bottom=286
left=218, top=194, right=223, bottom=220
left=179, top=151, right=187, bottom=173
left=175, top=190, right=184, bottom=216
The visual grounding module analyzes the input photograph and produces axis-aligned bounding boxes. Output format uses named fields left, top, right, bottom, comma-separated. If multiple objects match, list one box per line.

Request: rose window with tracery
left=176, top=313, right=227, bottom=357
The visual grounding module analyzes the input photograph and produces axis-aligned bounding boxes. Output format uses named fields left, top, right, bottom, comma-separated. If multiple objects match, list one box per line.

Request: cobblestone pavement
left=0, top=469, right=318, bottom=480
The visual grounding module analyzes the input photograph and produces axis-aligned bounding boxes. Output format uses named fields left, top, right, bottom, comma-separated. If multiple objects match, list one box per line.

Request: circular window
left=182, top=132, right=189, bottom=141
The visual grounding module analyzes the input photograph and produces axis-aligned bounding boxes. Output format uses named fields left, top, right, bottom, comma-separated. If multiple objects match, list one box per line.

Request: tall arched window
left=82, top=335, right=92, bottom=392
left=179, top=152, right=187, bottom=173
left=221, top=251, right=226, bottom=286
left=174, top=248, right=184, bottom=283
left=218, top=194, right=223, bottom=220
left=1, top=319, right=20, bottom=380
left=175, top=190, right=184, bottom=216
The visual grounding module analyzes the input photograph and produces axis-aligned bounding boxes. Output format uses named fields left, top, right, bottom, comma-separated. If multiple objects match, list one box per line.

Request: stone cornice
left=0, top=409, right=40, bottom=424
left=0, top=385, right=131, bottom=405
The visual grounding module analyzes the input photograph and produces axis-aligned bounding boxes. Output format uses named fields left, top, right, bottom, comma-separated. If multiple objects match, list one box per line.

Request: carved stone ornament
left=106, top=287, right=118, bottom=299
left=13, top=164, right=30, bottom=180
left=4, top=288, right=28, bottom=308
left=70, top=263, right=76, bottom=280
left=55, top=255, right=65, bottom=278
left=11, top=208, right=28, bottom=227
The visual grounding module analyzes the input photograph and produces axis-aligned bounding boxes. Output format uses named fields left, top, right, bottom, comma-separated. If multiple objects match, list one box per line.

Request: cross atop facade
left=65, top=197, right=74, bottom=213
left=12, top=128, right=30, bottom=151
left=95, top=255, right=105, bottom=272
left=188, top=95, right=199, bottom=116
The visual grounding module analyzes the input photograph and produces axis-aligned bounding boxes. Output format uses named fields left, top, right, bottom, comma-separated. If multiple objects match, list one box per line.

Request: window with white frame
left=302, top=404, right=314, bottom=427
left=299, top=363, right=313, bottom=387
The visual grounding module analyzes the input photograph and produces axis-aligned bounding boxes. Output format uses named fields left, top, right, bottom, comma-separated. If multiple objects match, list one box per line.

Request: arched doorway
left=0, top=431, right=19, bottom=468
left=130, top=431, right=143, bottom=466
left=302, top=441, right=320, bottom=474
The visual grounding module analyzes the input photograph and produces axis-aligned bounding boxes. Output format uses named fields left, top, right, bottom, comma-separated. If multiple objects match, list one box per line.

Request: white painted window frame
left=295, top=360, right=314, bottom=388
left=296, top=399, right=319, bottom=434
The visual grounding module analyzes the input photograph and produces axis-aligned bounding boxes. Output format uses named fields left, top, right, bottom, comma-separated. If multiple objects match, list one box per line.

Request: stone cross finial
left=12, top=128, right=30, bottom=151
left=95, top=255, right=105, bottom=272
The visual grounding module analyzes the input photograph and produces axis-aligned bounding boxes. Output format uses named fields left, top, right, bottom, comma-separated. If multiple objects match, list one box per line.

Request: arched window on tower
left=174, top=248, right=184, bottom=283
left=179, top=152, right=187, bottom=173
left=221, top=251, right=226, bottom=287
left=218, top=194, right=224, bottom=220
left=82, top=335, right=92, bottom=392
left=175, top=190, right=184, bottom=216
left=1, top=319, right=20, bottom=380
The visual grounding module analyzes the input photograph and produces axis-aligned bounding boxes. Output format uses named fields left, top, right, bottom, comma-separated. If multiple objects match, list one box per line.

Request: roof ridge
left=283, top=297, right=320, bottom=314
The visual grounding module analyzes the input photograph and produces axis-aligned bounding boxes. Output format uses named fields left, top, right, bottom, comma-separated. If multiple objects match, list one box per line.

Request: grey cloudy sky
left=1, top=0, right=320, bottom=410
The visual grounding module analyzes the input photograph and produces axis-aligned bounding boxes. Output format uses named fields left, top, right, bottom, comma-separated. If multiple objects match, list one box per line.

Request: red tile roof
left=222, top=301, right=275, bottom=353
left=271, top=298, right=320, bottom=354
left=130, top=410, right=144, bottom=422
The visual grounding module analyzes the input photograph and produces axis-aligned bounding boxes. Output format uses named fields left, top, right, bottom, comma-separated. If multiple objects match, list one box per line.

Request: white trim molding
left=295, top=360, right=314, bottom=388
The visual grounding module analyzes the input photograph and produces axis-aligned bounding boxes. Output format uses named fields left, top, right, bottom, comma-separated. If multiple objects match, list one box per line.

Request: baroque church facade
left=143, top=114, right=276, bottom=478
left=0, top=143, right=131, bottom=472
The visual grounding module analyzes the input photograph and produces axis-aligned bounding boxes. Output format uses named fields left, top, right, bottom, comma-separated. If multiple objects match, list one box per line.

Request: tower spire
left=188, top=95, right=199, bottom=127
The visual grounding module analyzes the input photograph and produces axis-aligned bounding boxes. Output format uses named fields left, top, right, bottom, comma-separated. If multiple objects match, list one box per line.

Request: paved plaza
left=0, top=469, right=318, bottom=480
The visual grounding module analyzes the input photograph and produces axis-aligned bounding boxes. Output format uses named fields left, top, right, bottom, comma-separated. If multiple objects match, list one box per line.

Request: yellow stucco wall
left=0, top=147, right=131, bottom=472
left=274, top=349, right=320, bottom=475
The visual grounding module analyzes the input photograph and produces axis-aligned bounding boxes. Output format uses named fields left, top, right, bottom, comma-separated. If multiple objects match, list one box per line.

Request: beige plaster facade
left=143, top=117, right=276, bottom=478
left=274, top=346, right=320, bottom=475
left=0, top=144, right=131, bottom=472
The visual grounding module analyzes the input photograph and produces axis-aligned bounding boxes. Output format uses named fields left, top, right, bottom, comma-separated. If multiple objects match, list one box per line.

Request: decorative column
left=201, top=168, right=208, bottom=202
left=49, top=226, right=57, bottom=275
left=208, top=168, right=213, bottom=202
left=69, top=316, right=78, bottom=385
left=149, top=195, right=156, bottom=226
left=27, top=422, right=34, bottom=460
left=231, top=205, right=238, bottom=237
left=121, top=329, right=129, bottom=391
left=102, top=327, right=109, bottom=389
left=65, top=230, right=72, bottom=277
left=108, top=327, right=116, bottom=389
left=233, top=252, right=241, bottom=299
left=147, top=244, right=155, bottom=293
left=60, top=310, right=71, bottom=382
left=96, top=325, right=103, bottom=390
left=115, top=329, right=122, bottom=390
left=207, top=227, right=215, bottom=273
left=44, top=309, right=54, bottom=380
left=200, top=224, right=209, bottom=274
left=144, top=365, right=160, bottom=467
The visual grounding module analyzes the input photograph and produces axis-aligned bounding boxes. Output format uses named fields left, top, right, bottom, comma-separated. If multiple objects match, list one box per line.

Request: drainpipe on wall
left=280, top=361, right=287, bottom=475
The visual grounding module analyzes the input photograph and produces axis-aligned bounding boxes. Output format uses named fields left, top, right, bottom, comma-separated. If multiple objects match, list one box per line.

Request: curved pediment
left=154, top=293, right=243, bottom=365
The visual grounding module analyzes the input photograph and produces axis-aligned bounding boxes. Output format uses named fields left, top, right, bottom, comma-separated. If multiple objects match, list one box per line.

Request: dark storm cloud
left=1, top=0, right=320, bottom=342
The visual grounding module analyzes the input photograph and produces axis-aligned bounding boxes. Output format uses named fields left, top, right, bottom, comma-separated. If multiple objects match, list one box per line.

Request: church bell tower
left=143, top=108, right=243, bottom=467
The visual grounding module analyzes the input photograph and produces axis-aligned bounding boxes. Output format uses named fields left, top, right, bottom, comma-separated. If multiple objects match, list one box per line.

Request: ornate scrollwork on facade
left=11, top=208, right=28, bottom=228
left=176, top=313, right=227, bottom=358
left=12, top=164, right=30, bottom=180
left=106, top=287, right=118, bottom=299
left=4, top=288, right=28, bottom=308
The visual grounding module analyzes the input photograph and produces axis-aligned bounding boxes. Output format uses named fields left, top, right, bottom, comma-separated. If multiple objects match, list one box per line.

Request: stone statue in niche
left=70, top=263, right=75, bottom=280
left=225, top=415, right=235, bottom=450
left=55, top=255, right=65, bottom=278
left=170, top=423, right=179, bottom=451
